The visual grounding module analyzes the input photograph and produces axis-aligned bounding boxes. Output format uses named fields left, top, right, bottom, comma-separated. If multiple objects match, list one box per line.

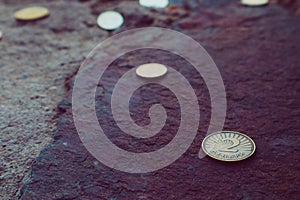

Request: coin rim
left=14, top=7, right=49, bottom=21
left=135, top=63, right=168, bottom=78
left=201, top=130, right=256, bottom=162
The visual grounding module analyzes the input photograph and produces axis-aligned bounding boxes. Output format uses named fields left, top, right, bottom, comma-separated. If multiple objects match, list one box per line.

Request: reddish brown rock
left=19, top=1, right=300, bottom=200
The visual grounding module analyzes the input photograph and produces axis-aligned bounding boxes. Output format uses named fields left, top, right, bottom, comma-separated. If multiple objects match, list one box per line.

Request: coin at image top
left=97, top=11, right=124, bottom=30
left=14, top=6, right=49, bottom=21
left=241, top=0, right=269, bottom=6
left=202, top=131, right=256, bottom=162
left=136, top=63, right=168, bottom=78
left=139, top=0, right=169, bottom=8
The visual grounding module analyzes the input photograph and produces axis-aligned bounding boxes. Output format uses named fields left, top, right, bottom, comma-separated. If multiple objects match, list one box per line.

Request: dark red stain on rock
left=19, top=1, right=300, bottom=200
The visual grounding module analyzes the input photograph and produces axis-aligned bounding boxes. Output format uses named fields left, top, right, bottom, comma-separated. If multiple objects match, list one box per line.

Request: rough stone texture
left=1, top=0, right=299, bottom=199
left=0, top=0, right=107, bottom=199
left=271, top=0, right=300, bottom=16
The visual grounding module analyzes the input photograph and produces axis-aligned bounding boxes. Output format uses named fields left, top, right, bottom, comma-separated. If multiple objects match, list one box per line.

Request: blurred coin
left=139, top=0, right=169, bottom=8
left=202, top=131, right=256, bottom=162
left=241, top=0, right=269, bottom=6
left=0, top=31, right=2, bottom=40
left=14, top=6, right=49, bottom=21
left=97, top=11, right=124, bottom=30
left=136, top=63, right=168, bottom=78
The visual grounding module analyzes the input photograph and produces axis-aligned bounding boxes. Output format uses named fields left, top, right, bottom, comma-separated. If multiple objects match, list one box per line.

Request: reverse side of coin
left=202, top=131, right=256, bottom=161
left=97, top=11, right=124, bottom=30
left=136, top=63, right=168, bottom=78
left=241, top=0, right=269, bottom=6
left=14, top=6, right=49, bottom=21
left=139, top=0, right=169, bottom=8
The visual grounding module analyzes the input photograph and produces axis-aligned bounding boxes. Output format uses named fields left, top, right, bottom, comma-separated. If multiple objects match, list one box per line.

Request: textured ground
left=0, top=0, right=299, bottom=200
left=0, top=0, right=107, bottom=199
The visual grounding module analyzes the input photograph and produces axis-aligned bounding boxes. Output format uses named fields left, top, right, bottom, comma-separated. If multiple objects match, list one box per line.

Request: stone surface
left=0, top=0, right=107, bottom=199
left=1, top=0, right=299, bottom=199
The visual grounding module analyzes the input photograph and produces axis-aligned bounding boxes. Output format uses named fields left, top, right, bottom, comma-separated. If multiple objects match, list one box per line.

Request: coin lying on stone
left=139, top=0, right=169, bottom=8
left=202, top=131, right=256, bottom=161
left=241, top=0, right=269, bottom=6
left=14, top=6, right=49, bottom=21
left=97, top=11, right=124, bottom=30
left=0, top=31, right=2, bottom=40
left=136, top=63, right=168, bottom=78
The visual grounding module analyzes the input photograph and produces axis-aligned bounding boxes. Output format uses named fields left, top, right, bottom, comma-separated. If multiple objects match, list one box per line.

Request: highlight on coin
left=97, top=11, right=124, bottom=30
left=201, top=131, right=256, bottom=162
left=14, top=6, right=49, bottom=21
left=136, top=63, right=168, bottom=78
left=139, top=0, right=169, bottom=8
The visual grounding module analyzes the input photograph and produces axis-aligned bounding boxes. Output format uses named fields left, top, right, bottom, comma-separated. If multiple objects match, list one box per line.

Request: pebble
left=49, top=86, right=57, bottom=91
left=20, top=74, right=28, bottom=79
left=97, top=11, right=124, bottom=30
left=136, top=63, right=168, bottom=78
left=139, top=0, right=169, bottom=8
left=14, top=6, right=49, bottom=21
left=241, top=0, right=269, bottom=6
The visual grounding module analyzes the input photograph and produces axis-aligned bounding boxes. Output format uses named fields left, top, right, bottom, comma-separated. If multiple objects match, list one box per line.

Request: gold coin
left=14, top=6, right=49, bottom=21
left=136, top=63, right=168, bottom=78
left=202, top=131, right=256, bottom=161
left=241, top=0, right=269, bottom=6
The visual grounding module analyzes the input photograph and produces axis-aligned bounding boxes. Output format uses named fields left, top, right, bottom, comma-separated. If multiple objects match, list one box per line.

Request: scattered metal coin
left=202, top=131, right=256, bottom=162
left=136, top=63, right=168, bottom=78
left=139, top=0, right=169, bottom=8
left=241, top=0, right=269, bottom=6
left=0, top=31, right=2, bottom=40
left=97, top=11, right=124, bottom=30
left=14, top=6, right=49, bottom=21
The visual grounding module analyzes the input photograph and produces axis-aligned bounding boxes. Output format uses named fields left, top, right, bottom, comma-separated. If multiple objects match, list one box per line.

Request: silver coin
left=241, top=0, right=269, bottom=6
left=136, top=63, right=168, bottom=78
left=139, top=0, right=169, bottom=8
left=97, top=11, right=124, bottom=30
